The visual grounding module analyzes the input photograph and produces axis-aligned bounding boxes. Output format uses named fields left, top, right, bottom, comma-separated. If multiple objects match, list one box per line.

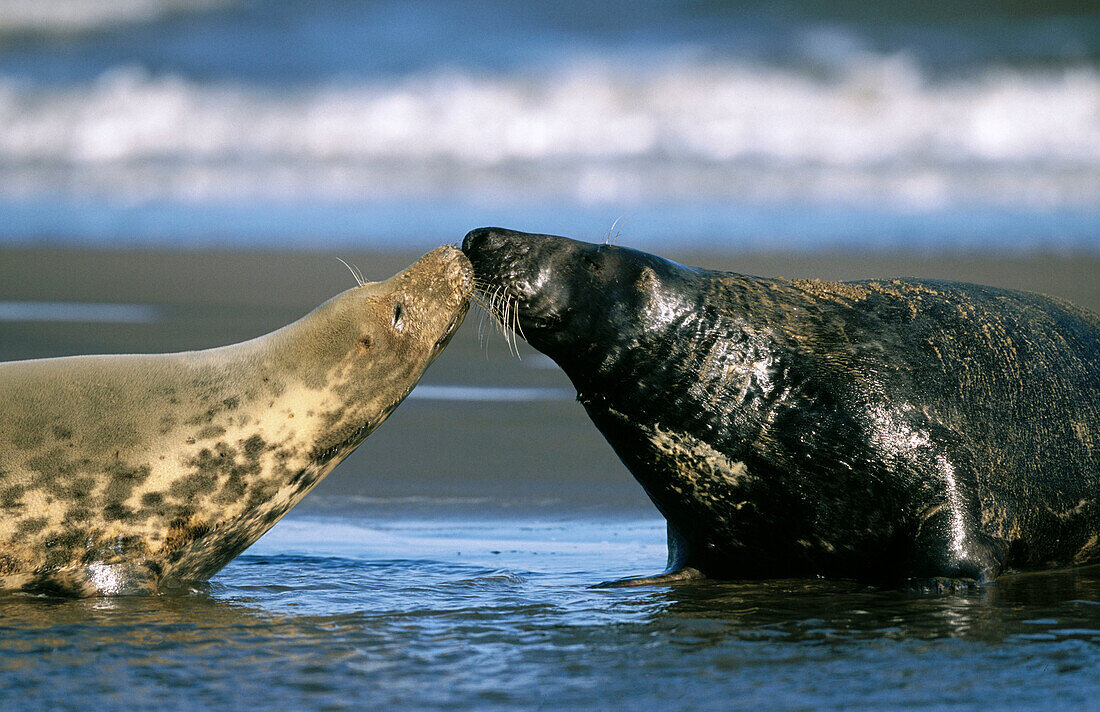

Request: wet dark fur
left=463, top=227, right=1100, bottom=589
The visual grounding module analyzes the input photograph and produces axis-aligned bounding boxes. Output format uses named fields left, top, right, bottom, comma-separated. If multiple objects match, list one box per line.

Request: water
left=3, top=514, right=1099, bottom=711
left=0, top=0, right=1097, bottom=251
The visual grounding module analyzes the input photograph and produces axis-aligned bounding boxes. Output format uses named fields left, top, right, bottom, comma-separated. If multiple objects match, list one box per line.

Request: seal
left=0, top=246, right=472, bottom=596
left=463, top=227, right=1100, bottom=590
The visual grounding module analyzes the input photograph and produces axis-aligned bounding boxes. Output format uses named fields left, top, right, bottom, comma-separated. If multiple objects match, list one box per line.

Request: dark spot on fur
left=25, top=449, right=77, bottom=483
left=42, top=528, right=87, bottom=568
left=243, top=435, right=266, bottom=459
left=65, top=507, right=92, bottom=522
left=141, top=492, right=164, bottom=507
left=197, top=425, right=227, bottom=440
left=173, top=444, right=241, bottom=502
left=164, top=518, right=213, bottom=557
left=190, top=446, right=225, bottom=472
left=17, top=517, right=48, bottom=534
left=66, top=476, right=96, bottom=501
left=170, top=471, right=218, bottom=501
left=0, top=554, right=21, bottom=575
left=185, top=394, right=242, bottom=426
left=215, top=466, right=255, bottom=505
left=103, top=503, right=134, bottom=522
left=1, top=485, right=26, bottom=509
left=108, top=462, right=151, bottom=482
left=103, top=462, right=152, bottom=513
left=244, top=480, right=281, bottom=511
left=52, top=425, right=73, bottom=441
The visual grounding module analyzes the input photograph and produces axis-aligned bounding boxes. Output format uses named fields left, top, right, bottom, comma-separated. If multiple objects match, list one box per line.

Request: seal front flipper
left=594, top=521, right=706, bottom=588
left=900, top=497, right=1007, bottom=592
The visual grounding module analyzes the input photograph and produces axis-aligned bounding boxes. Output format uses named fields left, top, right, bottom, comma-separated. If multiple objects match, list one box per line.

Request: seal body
left=0, top=246, right=472, bottom=595
left=463, top=227, right=1100, bottom=588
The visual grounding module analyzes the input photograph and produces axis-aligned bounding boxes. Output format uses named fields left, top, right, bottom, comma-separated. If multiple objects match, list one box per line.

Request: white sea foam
left=0, top=57, right=1098, bottom=210
left=0, top=0, right=231, bottom=34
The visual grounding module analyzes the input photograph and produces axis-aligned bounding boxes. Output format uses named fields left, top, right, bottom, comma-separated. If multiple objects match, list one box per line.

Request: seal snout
left=461, top=226, right=542, bottom=291
left=417, top=245, right=475, bottom=308
left=462, top=226, right=510, bottom=255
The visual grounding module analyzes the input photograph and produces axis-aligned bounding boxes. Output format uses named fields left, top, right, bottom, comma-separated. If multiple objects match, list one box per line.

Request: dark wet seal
left=463, top=227, right=1100, bottom=592
left=0, top=246, right=472, bottom=596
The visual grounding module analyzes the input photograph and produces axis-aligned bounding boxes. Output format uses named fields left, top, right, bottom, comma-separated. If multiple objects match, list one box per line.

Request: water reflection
left=627, top=565, right=1100, bottom=645
left=1, top=554, right=1097, bottom=711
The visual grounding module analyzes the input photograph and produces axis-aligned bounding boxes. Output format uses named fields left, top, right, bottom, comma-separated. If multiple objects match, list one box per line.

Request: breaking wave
left=1, top=56, right=1098, bottom=210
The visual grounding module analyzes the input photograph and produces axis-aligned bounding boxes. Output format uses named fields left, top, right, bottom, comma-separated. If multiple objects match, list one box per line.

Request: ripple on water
left=2, top=517, right=1099, bottom=711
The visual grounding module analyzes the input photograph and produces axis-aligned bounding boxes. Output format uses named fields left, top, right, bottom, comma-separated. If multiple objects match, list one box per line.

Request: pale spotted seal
left=0, top=246, right=472, bottom=595
left=463, top=227, right=1100, bottom=591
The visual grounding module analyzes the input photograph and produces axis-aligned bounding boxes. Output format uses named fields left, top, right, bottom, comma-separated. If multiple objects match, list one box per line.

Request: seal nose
left=463, top=226, right=523, bottom=256
left=462, top=226, right=492, bottom=255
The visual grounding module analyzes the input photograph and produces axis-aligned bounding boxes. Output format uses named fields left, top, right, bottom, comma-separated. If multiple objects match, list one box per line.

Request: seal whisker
left=335, top=257, right=366, bottom=287
left=468, top=283, right=528, bottom=360
left=604, top=215, right=626, bottom=247
left=470, top=291, right=498, bottom=354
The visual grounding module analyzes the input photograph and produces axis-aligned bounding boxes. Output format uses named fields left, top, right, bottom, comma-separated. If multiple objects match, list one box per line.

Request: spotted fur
left=0, top=247, right=472, bottom=595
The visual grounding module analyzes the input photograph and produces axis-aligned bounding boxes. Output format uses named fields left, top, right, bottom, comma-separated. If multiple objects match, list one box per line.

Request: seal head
left=464, top=227, right=1100, bottom=590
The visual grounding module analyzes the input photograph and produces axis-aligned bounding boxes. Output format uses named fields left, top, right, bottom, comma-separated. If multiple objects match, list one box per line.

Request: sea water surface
left=3, top=511, right=1099, bottom=711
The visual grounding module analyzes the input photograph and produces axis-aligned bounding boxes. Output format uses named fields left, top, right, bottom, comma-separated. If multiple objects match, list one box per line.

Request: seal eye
left=392, top=303, right=405, bottom=332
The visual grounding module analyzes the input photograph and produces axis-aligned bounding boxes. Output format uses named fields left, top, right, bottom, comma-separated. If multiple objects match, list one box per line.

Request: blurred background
left=0, top=0, right=1098, bottom=513
left=0, top=0, right=1097, bottom=251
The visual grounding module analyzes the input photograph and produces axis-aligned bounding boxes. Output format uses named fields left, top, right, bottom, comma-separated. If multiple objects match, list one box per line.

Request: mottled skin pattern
left=0, top=247, right=472, bottom=596
left=463, top=228, right=1100, bottom=589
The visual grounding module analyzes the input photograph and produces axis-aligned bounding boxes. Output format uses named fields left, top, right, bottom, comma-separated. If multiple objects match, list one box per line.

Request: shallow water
left=3, top=514, right=1099, bottom=712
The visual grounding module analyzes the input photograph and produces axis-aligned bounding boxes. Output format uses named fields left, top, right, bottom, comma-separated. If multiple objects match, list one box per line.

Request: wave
left=0, top=56, right=1098, bottom=211
left=0, top=0, right=232, bottom=35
